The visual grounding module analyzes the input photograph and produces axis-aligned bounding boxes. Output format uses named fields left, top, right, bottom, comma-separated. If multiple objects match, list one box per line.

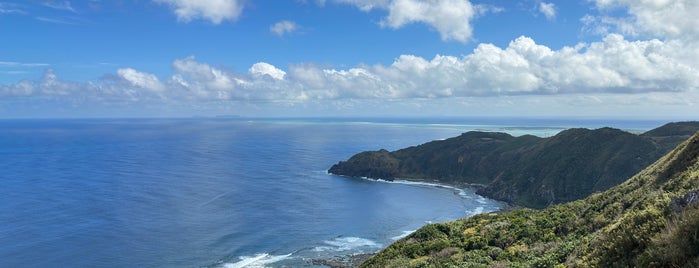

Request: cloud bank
left=2, top=0, right=699, bottom=117
left=3, top=34, right=696, bottom=104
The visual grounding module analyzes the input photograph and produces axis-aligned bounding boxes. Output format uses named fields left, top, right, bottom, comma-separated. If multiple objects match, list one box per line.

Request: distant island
left=329, top=121, right=699, bottom=208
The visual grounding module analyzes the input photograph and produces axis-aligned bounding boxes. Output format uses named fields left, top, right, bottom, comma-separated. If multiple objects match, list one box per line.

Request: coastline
left=312, top=253, right=374, bottom=268
left=315, top=174, right=515, bottom=267
left=336, top=173, right=517, bottom=212
left=384, top=177, right=520, bottom=213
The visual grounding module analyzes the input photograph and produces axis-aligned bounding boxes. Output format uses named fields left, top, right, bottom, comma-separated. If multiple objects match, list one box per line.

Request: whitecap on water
left=223, top=253, right=292, bottom=268
left=313, top=236, right=381, bottom=252
left=466, top=206, right=484, bottom=216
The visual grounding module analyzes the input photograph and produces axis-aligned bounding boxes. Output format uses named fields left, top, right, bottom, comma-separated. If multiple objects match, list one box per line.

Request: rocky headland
left=329, top=121, right=699, bottom=208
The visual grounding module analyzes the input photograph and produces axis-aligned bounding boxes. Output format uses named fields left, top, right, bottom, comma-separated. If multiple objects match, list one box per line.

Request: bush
left=645, top=204, right=699, bottom=267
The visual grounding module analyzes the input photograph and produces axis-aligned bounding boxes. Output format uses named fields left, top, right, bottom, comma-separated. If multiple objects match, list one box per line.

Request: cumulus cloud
left=270, top=20, right=299, bottom=37
left=154, top=0, right=244, bottom=24
left=336, top=0, right=496, bottom=43
left=3, top=10, right=699, bottom=118
left=2, top=34, right=698, bottom=106
left=249, top=62, right=287, bottom=80
left=171, top=56, right=238, bottom=100
left=538, top=2, right=555, bottom=20
left=281, top=35, right=697, bottom=98
left=589, top=0, right=699, bottom=40
left=117, top=68, right=165, bottom=92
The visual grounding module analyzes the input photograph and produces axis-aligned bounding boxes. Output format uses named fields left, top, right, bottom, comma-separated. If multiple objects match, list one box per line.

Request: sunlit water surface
left=0, top=117, right=664, bottom=267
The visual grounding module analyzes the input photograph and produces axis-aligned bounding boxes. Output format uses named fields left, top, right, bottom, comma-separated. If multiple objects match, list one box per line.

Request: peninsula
left=330, top=122, right=699, bottom=208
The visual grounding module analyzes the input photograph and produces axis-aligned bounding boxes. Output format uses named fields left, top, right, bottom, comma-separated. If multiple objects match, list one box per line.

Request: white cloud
left=335, top=0, right=390, bottom=11
left=2, top=33, right=698, bottom=117
left=336, top=0, right=496, bottom=43
left=154, top=0, right=244, bottom=24
left=1, top=69, right=102, bottom=99
left=43, top=1, right=77, bottom=13
left=0, top=80, right=34, bottom=96
left=3, top=35, right=699, bottom=101
left=250, top=62, right=287, bottom=80
left=270, top=20, right=299, bottom=37
left=117, top=68, right=165, bottom=92
left=589, top=0, right=699, bottom=40
left=538, top=2, right=555, bottom=20
left=0, top=3, right=26, bottom=14
left=172, top=56, right=236, bottom=98
left=283, top=35, right=696, bottom=98
left=35, top=16, right=78, bottom=25
left=0, top=61, right=50, bottom=67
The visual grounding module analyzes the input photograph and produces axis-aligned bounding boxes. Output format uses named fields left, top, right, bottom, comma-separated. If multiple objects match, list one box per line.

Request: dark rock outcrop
left=670, top=189, right=699, bottom=215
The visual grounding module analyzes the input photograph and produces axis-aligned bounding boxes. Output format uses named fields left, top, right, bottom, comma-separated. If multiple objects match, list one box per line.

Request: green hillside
left=641, top=121, right=699, bottom=151
left=329, top=122, right=699, bottom=208
left=361, top=131, right=699, bottom=267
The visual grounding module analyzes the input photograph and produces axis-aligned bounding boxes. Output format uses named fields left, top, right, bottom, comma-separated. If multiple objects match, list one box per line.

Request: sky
left=0, top=0, right=698, bottom=119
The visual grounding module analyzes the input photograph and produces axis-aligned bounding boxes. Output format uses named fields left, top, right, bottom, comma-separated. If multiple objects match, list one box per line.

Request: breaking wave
left=223, top=253, right=291, bottom=268
left=313, top=236, right=382, bottom=252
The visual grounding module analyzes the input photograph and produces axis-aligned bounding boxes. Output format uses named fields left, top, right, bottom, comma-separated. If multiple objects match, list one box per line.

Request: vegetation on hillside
left=329, top=122, right=699, bottom=208
left=361, top=131, right=699, bottom=267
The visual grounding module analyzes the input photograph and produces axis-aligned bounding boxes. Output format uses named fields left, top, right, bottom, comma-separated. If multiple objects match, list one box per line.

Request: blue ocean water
left=0, top=117, right=667, bottom=267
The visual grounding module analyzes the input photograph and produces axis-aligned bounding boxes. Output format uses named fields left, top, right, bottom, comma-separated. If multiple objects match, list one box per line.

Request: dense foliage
left=361, top=132, right=699, bottom=267
left=330, top=122, right=699, bottom=208
left=641, top=122, right=699, bottom=152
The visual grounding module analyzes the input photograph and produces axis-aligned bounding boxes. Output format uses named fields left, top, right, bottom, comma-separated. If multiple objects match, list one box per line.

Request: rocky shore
left=312, top=253, right=374, bottom=268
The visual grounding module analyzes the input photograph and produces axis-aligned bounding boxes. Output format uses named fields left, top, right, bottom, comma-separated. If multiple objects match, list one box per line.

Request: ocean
left=0, top=117, right=667, bottom=267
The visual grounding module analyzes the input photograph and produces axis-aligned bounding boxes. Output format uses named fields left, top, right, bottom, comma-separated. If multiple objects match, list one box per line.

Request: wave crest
left=223, top=253, right=291, bottom=268
left=313, top=236, right=382, bottom=252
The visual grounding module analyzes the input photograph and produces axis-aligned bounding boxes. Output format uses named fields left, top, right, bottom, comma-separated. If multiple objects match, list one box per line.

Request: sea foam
left=224, top=253, right=292, bottom=268
left=467, top=206, right=484, bottom=216
left=313, top=236, right=381, bottom=252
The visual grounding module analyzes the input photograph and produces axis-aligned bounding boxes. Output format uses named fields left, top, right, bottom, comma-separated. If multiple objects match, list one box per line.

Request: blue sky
left=1, top=0, right=698, bottom=118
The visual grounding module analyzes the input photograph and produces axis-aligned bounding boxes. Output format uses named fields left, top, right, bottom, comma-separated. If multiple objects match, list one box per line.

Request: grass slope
left=361, top=131, right=699, bottom=267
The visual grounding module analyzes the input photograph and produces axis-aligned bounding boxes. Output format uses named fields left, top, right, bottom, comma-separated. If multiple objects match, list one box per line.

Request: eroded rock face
left=670, top=189, right=699, bottom=215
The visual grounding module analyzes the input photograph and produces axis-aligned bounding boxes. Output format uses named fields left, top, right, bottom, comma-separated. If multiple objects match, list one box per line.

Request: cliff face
left=329, top=122, right=699, bottom=208
left=362, top=131, right=699, bottom=267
